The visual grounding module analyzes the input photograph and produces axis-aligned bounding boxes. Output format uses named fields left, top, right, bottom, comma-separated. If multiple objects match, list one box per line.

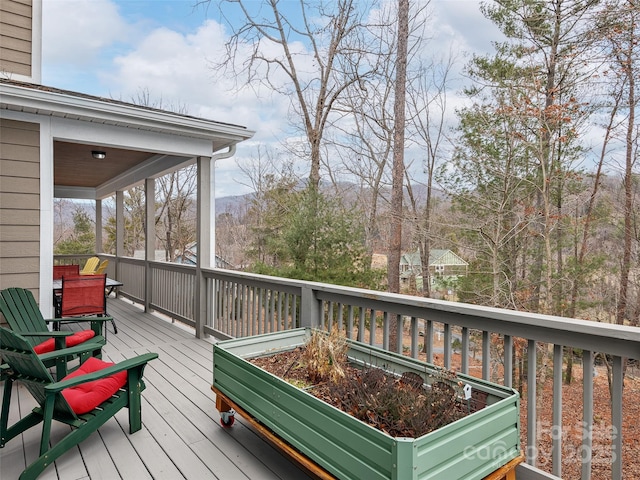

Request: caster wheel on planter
left=220, top=410, right=235, bottom=427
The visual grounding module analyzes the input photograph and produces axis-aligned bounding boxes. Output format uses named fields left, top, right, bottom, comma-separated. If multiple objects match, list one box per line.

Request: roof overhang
left=0, top=80, right=255, bottom=199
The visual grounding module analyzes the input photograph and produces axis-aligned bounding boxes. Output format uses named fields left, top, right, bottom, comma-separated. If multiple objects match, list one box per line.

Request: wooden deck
left=1, top=297, right=315, bottom=480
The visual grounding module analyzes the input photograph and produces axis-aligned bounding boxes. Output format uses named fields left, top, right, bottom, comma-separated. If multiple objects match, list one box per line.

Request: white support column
left=198, top=156, right=214, bottom=269
left=196, top=156, right=213, bottom=338
left=39, top=117, right=54, bottom=317
left=116, top=192, right=124, bottom=256
left=116, top=191, right=124, bottom=284
left=145, top=178, right=155, bottom=312
left=95, top=199, right=102, bottom=253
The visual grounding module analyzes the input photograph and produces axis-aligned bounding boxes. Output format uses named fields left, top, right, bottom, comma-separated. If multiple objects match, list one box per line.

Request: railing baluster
left=232, top=283, right=238, bottom=337
left=327, top=302, right=333, bottom=331
left=270, top=289, right=276, bottom=332
left=253, top=286, right=258, bottom=335
left=369, top=310, right=376, bottom=346
left=284, top=292, right=290, bottom=330
left=228, top=281, right=233, bottom=335
left=461, top=327, right=469, bottom=375
left=552, top=344, right=563, bottom=478
left=612, top=355, right=623, bottom=480
left=426, top=319, right=434, bottom=364
left=223, top=281, right=229, bottom=334
left=278, top=290, right=282, bottom=331
left=358, top=307, right=365, bottom=343
left=215, top=279, right=221, bottom=332
left=444, top=323, right=451, bottom=370
left=396, top=314, right=403, bottom=354
left=527, top=339, right=537, bottom=467
left=219, top=280, right=224, bottom=333
left=245, top=285, right=251, bottom=335
left=241, top=284, right=247, bottom=337
left=347, top=305, right=354, bottom=340
left=291, top=294, right=297, bottom=329
left=382, top=311, right=389, bottom=351
left=245, top=285, right=250, bottom=335
left=503, top=335, right=513, bottom=388
left=410, top=316, right=418, bottom=359
left=482, top=331, right=490, bottom=381
left=255, top=287, right=261, bottom=335
left=582, top=350, right=594, bottom=480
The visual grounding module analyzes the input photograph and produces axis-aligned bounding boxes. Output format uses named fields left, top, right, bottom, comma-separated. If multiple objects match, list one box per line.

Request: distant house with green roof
left=400, top=249, right=468, bottom=289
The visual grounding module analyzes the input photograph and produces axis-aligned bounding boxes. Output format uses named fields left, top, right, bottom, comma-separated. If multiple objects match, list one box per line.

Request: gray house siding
left=0, top=0, right=33, bottom=78
left=0, top=118, right=40, bottom=293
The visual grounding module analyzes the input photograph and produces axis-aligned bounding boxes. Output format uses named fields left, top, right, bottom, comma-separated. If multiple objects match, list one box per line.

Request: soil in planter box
left=250, top=346, right=472, bottom=438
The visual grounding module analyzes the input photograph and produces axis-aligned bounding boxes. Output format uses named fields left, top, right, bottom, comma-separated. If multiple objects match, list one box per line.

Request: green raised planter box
left=212, top=328, right=520, bottom=480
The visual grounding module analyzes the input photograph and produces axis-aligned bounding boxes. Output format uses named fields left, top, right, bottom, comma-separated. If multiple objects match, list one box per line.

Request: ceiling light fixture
left=91, top=150, right=106, bottom=160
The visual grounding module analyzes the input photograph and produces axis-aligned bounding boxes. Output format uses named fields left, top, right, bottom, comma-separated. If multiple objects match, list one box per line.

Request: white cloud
left=430, top=1, right=503, bottom=56
left=42, top=0, right=131, bottom=65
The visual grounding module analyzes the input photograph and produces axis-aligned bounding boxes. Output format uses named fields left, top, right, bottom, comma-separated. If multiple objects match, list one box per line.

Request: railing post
left=144, top=178, right=155, bottom=313
left=300, top=286, right=321, bottom=328
left=195, top=271, right=206, bottom=339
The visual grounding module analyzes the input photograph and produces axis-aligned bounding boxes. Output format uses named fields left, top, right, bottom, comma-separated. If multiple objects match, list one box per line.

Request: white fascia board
left=0, top=82, right=255, bottom=142
left=51, top=117, right=214, bottom=157
left=54, top=186, right=97, bottom=199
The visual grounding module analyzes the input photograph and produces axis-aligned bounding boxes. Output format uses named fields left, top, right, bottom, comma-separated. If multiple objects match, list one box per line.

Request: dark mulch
left=250, top=347, right=470, bottom=438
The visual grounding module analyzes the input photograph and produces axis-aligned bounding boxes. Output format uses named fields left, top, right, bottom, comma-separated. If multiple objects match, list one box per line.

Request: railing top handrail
left=208, top=268, right=640, bottom=358
left=204, top=268, right=304, bottom=295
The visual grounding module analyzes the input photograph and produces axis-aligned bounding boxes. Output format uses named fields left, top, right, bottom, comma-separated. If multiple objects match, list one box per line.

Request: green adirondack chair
left=0, top=327, right=158, bottom=480
left=0, top=287, right=111, bottom=378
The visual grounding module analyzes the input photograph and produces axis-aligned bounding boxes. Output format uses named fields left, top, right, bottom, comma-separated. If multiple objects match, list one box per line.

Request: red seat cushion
left=33, top=329, right=96, bottom=354
left=61, top=357, right=128, bottom=414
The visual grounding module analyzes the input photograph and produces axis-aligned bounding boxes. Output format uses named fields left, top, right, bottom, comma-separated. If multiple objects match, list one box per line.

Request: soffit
left=53, top=142, right=155, bottom=188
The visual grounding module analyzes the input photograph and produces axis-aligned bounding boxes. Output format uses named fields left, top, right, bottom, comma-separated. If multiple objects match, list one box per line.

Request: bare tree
left=53, top=198, right=75, bottom=246
left=155, top=166, right=197, bottom=262
left=213, top=0, right=378, bottom=190
left=406, top=53, right=457, bottom=297
left=388, top=0, right=409, bottom=294
left=603, top=0, right=640, bottom=327
left=236, top=146, right=299, bottom=267
left=328, top=4, right=398, bottom=265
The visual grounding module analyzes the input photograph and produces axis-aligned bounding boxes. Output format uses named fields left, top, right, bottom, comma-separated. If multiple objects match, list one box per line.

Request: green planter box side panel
left=212, top=328, right=520, bottom=480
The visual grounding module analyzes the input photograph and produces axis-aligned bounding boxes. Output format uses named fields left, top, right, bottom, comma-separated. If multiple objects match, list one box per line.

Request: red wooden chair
left=59, top=274, right=117, bottom=334
left=53, top=265, right=80, bottom=317
left=53, top=264, right=80, bottom=280
left=60, top=274, right=107, bottom=317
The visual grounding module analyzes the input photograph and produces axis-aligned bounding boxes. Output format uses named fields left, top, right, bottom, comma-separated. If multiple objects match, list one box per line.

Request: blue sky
left=41, top=0, right=504, bottom=197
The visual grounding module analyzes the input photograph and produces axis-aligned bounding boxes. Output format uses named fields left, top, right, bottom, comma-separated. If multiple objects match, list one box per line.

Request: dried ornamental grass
left=302, top=328, right=348, bottom=383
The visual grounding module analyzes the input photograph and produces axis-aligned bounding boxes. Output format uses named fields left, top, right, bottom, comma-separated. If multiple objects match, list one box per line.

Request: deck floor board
left=1, top=297, right=314, bottom=480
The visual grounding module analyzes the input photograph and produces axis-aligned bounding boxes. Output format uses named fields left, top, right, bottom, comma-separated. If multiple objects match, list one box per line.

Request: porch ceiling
left=54, top=141, right=155, bottom=188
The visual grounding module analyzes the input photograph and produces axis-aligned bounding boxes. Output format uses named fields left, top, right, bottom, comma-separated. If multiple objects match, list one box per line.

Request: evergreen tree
left=251, top=186, right=382, bottom=289
left=54, top=207, right=95, bottom=255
